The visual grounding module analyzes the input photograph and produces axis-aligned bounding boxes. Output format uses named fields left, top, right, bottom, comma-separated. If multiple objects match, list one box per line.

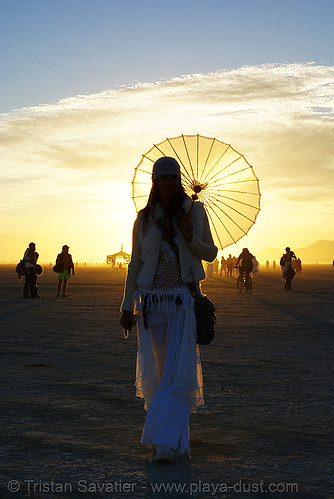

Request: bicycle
left=236, top=270, right=252, bottom=294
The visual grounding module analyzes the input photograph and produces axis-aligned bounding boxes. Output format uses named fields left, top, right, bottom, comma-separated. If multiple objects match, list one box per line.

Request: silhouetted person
left=280, top=247, right=297, bottom=290
left=265, top=260, right=269, bottom=269
left=55, top=245, right=75, bottom=298
left=206, top=261, right=214, bottom=276
left=23, top=242, right=40, bottom=297
left=273, top=260, right=276, bottom=269
left=226, top=254, right=234, bottom=277
left=220, top=256, right=227, bottom=276
left=120, top=156, right=217, bottom=463
left=232, top=256, right=237, bottom=276
left=252, top=255, right=259, bottom=277
left=235, top=248, right=254, bottom=276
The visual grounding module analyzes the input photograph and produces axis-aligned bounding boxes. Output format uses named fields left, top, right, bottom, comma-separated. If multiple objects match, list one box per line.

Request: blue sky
left=1, top=0, right=333, bottom=113
left=1, top=0, right=334, bottom=262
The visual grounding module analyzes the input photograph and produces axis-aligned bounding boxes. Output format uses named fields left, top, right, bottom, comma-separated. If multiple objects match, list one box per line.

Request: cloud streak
left=1, top=63, right=334, bottom=261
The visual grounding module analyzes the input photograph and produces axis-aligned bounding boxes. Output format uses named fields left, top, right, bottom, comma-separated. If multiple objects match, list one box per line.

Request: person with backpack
left=280, top=247, right=297, bottom=290
left=55, top=245, right=75, bottom=298
left=22, top=242, right=40, bottom=298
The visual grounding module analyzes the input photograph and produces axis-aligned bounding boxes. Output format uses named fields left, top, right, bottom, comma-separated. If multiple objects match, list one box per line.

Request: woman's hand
left=120, top=310, right=135, bottom=332
left=180, top=213, right=193, bottom=243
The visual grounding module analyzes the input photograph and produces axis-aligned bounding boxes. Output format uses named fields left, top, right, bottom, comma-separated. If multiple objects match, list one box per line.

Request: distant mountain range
left=254, top=240, right=334, bottom=264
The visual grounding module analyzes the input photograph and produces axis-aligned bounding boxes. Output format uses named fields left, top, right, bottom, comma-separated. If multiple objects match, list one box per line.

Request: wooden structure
left=106, top=245, right=130, bottom=268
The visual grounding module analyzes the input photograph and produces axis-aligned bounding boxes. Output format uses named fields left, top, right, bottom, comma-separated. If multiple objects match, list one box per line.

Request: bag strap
left=155, top=219, right=199, bottom=297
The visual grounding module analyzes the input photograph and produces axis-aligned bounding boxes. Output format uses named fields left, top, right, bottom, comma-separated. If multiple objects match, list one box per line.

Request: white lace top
left=152, top=240, right=183, bottom=289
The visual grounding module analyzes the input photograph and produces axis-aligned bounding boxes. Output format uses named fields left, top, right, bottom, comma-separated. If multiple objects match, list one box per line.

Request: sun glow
left=1, top=64, right=334, bottom=263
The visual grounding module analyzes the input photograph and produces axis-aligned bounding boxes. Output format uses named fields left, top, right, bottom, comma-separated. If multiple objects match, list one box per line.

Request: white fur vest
left=121, top=196, right=217, bottom=311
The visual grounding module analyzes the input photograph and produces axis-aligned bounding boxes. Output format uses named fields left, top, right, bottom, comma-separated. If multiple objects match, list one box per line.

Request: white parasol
left=132, top=134, right=261, bottom=250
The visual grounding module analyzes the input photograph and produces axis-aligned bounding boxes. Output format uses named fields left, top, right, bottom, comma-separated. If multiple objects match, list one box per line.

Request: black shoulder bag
left=155, top=219, right=216, bottom=345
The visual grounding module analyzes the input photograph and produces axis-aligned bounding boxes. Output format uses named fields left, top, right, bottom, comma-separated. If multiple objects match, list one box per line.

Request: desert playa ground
left=0, top=264, right=333, bottom=498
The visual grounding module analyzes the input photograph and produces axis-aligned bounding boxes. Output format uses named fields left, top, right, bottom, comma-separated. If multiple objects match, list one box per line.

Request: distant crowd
left=210, top=247, right=302, bottom=290
left=205, top=251, right=303, bottom=280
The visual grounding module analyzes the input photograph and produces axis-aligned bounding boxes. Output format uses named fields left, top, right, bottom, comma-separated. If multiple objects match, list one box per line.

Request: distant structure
left=106, top=244, right=130, bottom=269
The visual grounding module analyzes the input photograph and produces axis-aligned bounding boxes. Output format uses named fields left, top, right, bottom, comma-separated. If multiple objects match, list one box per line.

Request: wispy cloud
left=1, top=63, right=334, bottom=261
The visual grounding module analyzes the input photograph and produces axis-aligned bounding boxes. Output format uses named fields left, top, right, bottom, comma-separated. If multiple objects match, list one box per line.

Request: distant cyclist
left=235, top=248, right=254, bottom=276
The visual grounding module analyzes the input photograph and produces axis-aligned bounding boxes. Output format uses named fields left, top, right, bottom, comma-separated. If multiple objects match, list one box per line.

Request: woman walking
left=120, top=157, right=217, bottom=463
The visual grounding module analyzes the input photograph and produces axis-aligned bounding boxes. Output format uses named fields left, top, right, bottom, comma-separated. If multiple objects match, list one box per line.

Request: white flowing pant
left=135, top=290, right=204, bottom=457
left=141, top=320, right=191, bottom=456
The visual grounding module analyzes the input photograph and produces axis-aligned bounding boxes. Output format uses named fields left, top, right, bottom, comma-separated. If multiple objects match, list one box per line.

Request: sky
left=1, top=0, right=334, bottom=263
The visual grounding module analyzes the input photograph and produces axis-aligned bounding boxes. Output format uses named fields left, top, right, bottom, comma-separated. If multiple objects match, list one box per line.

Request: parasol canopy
left=132, top=134, right=261, bottom=250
